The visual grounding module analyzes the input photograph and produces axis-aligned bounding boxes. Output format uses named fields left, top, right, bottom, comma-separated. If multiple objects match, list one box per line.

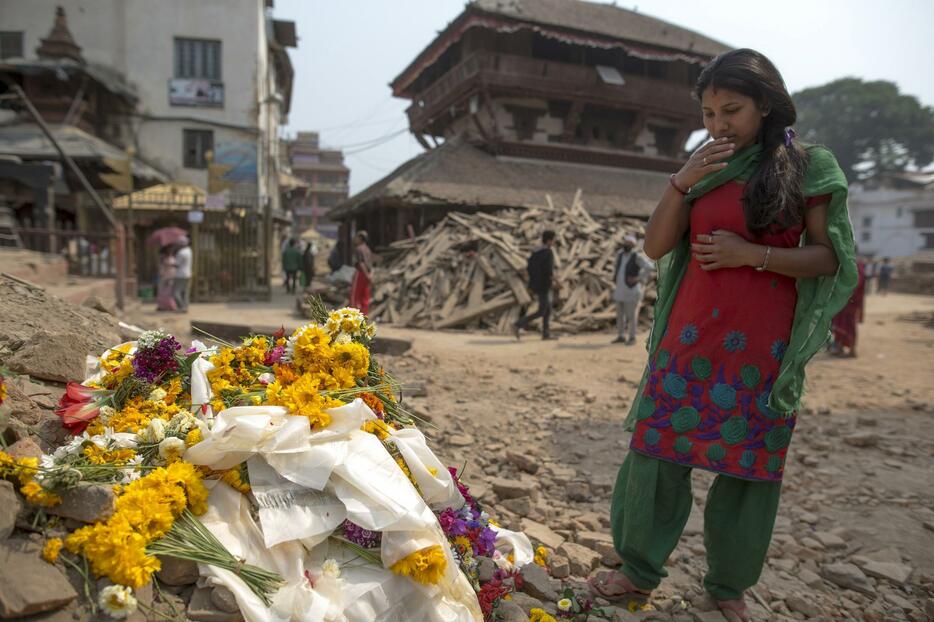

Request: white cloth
left=185, top=399, right=484, bottom=622
left=175, top=245, right=193, bottom=278
left=613, top=250, right=654, bottom=303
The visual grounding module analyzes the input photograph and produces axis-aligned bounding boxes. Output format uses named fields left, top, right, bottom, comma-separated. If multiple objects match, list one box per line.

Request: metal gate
left=191, top=200, right=272, bottom=302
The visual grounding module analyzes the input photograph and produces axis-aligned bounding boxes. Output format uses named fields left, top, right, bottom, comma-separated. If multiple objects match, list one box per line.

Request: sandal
left=588, top=570, right=651, bottom=605
left=717, top=598, right=751, bottom=622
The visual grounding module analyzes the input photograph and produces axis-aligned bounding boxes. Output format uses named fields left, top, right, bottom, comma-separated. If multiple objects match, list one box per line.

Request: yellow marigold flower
left=534, top=545, right=549, bottom=567
left=273, top=363, right=299, bottom=385
left=220, top=466, right=251, bottom=494
left=331, top=342, right=369, bottom=379
left=389, top=545, right=447, bottom=586
left=362, top=418, right=392, bottom=440
left=452, top=536, right=471, bottom=554
left=84, top=445, right=137, bottom=466
left=42, top=538, right=63, bottom=563
left=20, top=480, right=62, bottom=507
left=529, top=608, right=557, bottom=622
left=185, top=428, right=203, bottom=447
left=0, top=451, right=15, bottom=478
left=0, top=377, right=6, bottom=404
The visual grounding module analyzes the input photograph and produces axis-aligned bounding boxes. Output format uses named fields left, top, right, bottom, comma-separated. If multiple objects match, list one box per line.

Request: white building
left=849, top=172, right=934, bottom=259
left=0, top=0, right=296, bottom=211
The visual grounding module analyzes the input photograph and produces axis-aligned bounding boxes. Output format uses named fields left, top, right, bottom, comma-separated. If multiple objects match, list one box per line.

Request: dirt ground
left=123, top=290, right=934, bottom=620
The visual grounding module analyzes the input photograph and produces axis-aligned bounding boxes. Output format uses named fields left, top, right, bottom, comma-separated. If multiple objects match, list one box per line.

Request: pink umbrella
left=148, top=226, right=189, bottom=248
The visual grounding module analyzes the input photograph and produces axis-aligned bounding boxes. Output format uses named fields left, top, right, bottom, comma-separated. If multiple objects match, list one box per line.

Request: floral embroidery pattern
left=770, top=340, right=787, bottom=362
left=679, top=324, right=699, bottom=345
left=631, top=347, right=796, bottom=482
left=723, top=331, right=747, bottom=352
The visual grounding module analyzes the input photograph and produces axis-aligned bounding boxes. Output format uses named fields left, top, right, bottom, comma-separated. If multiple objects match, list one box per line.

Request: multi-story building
left=1, top=0, right=295, bottom=210
left=849, top=172, right=934, bottom=258
left=284, top=131, right=349, bottom=238
left=331, top=0, right=729, bottom=249
left=1, top=0, right=297, bottom=300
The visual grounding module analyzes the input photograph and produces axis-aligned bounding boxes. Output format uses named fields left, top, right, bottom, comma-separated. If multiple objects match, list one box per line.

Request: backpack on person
left=527, top=247, right=551, bottom=292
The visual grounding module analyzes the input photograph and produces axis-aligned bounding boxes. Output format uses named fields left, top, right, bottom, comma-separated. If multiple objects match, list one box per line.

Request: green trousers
left=610, top=451, right=782, bottom=601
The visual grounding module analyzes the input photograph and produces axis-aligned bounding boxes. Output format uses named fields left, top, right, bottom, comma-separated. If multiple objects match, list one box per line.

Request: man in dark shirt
left=515, top=230, right=558, bottom=340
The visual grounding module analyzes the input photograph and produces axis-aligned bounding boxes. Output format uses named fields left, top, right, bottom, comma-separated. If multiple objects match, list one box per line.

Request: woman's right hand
left=673, top=137, right=735, bottom=190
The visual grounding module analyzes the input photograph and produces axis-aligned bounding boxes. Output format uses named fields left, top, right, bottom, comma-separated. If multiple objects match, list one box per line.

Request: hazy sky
left=273, top=0, right=934, bottom=194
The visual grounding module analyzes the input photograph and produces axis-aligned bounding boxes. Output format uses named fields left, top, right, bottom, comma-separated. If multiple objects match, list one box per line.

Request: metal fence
left=16, top=227, right=134, bottom=278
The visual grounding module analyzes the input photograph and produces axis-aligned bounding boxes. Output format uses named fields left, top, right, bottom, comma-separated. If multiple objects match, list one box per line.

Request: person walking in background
left=863, top=256, right=878, bottom=295
left=172, top=236, right=192, bottom=312
left=515, top=230, right=558, bottom=341
left=349, top=231, right=373, bottom=314
left=281, top=238, right=302, bottom=294
left=302, top=241, right=316, bottom=289
left=831, top=257, right=866, bottom=357
left=612, top=235, right=655, bottom=345
left=878, top=256, right=894, bottom=295
left=156, top=244, right=177, bottom=312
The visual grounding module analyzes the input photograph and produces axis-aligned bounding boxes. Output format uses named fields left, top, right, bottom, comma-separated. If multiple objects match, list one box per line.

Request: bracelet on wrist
left=755, top=246, right=772, bottom=272
left=669, top=174, right=688, bottom=195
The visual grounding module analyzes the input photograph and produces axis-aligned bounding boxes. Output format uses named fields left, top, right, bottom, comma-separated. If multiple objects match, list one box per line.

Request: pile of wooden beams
left=369, top=192, right=655, bottom=333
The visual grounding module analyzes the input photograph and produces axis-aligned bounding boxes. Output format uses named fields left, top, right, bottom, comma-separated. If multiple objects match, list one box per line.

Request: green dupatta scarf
left=624, top=143, right=857, bottom=430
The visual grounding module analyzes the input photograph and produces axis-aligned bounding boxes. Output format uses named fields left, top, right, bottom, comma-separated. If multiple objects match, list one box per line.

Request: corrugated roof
left=472, top=0, right=730, bottom=58
left=330, top=140, right=667, bottom=220
left=0, top=123, right=166, bottom=182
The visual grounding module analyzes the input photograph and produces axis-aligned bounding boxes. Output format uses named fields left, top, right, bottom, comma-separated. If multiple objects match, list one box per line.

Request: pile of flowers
left=4, top=303, right=535, bottom=620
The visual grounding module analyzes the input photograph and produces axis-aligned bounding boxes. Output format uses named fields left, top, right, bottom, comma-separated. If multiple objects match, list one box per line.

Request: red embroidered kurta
left=630, top=182, right=829, bottom=481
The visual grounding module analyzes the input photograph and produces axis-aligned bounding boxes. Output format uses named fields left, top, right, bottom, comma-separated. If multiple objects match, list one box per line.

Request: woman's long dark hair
left=694, top=48, right=809, bottom=235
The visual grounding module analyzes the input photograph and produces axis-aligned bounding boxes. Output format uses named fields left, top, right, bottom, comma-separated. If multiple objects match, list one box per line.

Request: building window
left=0, top=32, right=24, bottom=60
left=861, top=215, right=872, bottom=227
left=896, top=207, right=903, bottom=218
left=914, top=209, right=934, bottom=228
left=174, top=38, right=222, bottom=80
left=183, top=129, right=213, bottom=169
left=924, top=233, right=934, bottom=249
left=861, top=230, right=871, bottom=242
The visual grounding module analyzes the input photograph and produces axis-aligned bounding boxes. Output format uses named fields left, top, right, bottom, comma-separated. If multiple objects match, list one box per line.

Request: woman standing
left=590, top=49, right=857, bottom=621
left=349, top=230, right=373, bottom=315
left=155, top=244, right=177, bottom=312
left=831, top=257, right=866, bottom=357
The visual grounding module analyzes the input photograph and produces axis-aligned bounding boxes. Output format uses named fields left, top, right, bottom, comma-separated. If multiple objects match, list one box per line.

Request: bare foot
left=717, top=598, right=751, bottom=622
left=588, top=570, right=651, bottom=602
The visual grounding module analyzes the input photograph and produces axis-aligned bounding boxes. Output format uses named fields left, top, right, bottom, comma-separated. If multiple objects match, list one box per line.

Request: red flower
left=55, top=382, right=102, bottom=434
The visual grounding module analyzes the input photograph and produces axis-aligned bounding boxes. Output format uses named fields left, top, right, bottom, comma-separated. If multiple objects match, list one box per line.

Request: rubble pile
left=370, top=193, right=652, bottom=333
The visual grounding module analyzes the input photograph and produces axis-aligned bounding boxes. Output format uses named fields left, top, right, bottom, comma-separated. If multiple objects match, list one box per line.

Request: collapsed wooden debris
left=370, top=191, right=656, bottom=333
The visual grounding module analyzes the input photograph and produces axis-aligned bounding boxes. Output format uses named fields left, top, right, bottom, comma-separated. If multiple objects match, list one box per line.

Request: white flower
left=321, top=558, right=341, bottom=579
left=258, top=372, right=275, bottom=385
left=137, top=329, right=169, bottom=350
left=364, top=322, right=377, bottom=339
left=158, top=437, right=186, bottom=462
left=99, top=405, right=116, bottom=424
left=333, top=332, right=352, bottom=345
left=168, top=411, right=197, bottom=434
left=557, top=598, right=573, bottom=612
left=98, top=585, right=137, bottom=619
left=120, top=455, right=144, bottom=483
left=144, top=418, right=166, bottom=443
left=148, top=387, right=167, bottom=402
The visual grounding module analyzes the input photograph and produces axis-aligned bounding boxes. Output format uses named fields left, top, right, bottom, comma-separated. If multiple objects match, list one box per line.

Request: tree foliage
left=793, top=78, right=934, bottom=179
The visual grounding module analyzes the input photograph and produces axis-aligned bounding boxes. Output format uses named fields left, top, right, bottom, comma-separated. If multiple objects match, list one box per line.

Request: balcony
left=406, top=51, right=698, bottom=134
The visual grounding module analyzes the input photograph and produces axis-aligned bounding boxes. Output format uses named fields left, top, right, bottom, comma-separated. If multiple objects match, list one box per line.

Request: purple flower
left=132, top=335, right=181, bottom=383
left=474, top=526, right=497, bottom=557
left=342, top=520, right=381, bottom=548
left=264, top=345, right=285, bottom=366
